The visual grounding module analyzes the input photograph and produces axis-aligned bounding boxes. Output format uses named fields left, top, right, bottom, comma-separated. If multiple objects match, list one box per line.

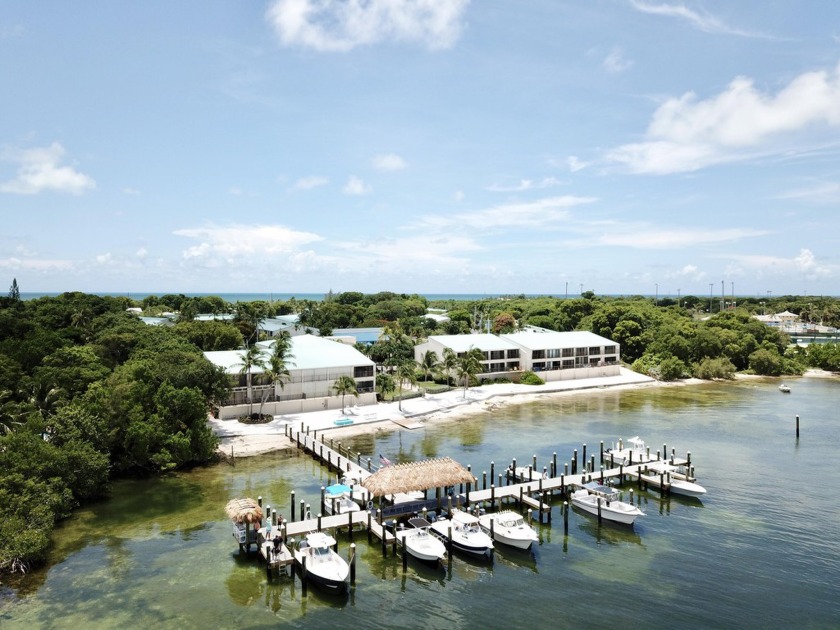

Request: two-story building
left=204, top=334, right=376, bottom=419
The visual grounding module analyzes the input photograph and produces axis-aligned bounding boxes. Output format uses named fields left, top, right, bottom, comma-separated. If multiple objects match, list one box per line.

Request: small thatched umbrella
left=362, top=457, right=475, bottom=497
left=225, top=497, right=264, bottom=525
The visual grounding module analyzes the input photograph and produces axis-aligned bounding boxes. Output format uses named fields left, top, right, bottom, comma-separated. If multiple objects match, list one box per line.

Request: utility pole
left=677, top=288, right=681, bottom=308
left=565, top=281, right=568, bottom=299
left=709, top=283, right=714, bottom=313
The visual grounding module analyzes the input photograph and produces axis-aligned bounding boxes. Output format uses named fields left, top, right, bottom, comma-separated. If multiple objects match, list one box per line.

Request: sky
left=2, top=1, right=840, bottom=298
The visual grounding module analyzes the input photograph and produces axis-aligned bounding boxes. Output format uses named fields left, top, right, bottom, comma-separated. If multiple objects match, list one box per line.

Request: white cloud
left=607, top=62, right=840, bottom=173
left=136, top=248, right=148, bottom=259
left=337, top=234, right=479, bottom=272
left=776, top=181, right=840, bottom=204
left=293, top=175, right=329, bottom=190
left=665, top=264, right=706, bottom=282
left=724, top=248, right=834, bottom=279
left=487, top=177, right=564, bottom=192
left=627, top=1, right=760, bottom=37
left=603, top=47, right=633, bottom=73
left=0, top=257, right=73, bottom=271
left=416, top=196, right=596, bottom=231
left=372, top=153, right=407, bottom=172
left=0, top=142, right=95, bottom=195
left=597, top=226, right=768, bottom=249
left=173, top=223, right=323, bottom=263
left=95, top=253, right=112, bottom=265
left=343, top=175, right=371, bottom=195
left=265, top=0, right=469, bottom=52
left=565, top=156, right=590, bottom=172
left=453, top=190, right=464, bottom=202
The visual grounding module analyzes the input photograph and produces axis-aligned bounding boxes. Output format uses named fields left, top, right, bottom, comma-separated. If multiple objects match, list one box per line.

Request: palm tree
left=441, top=347, right=458, bottom=386
left=258, top=332, right=295, bottom=417
left=332, top=375, right=358, bottom=413
left=419, top=350, right=439, bottom=390
left=377, top=373, right=396, bottom=402
left=456, top=347, right=485, bottom=399
left=0, top=390, right=24, bottom=435
left=236, top=345, right=266, bottom=417
left=396, top=361, right=418, bottom=412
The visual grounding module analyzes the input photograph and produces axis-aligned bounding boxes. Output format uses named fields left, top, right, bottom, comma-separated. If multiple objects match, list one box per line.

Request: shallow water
left=2, top=378, right=839, bottom=629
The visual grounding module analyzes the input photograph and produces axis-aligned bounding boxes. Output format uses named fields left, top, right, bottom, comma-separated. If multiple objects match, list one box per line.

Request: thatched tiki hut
left=361, top=457, right=475, bottom=502
left=225, top=498, right=264, bottom=549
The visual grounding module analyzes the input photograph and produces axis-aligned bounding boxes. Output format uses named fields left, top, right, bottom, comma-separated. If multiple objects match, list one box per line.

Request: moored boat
left=395, top=517, right=448, bottom=563
left=779, top=383, right=791, bottom=393
left=571, top=482, right=644, bottom=525
left=430, top=509, right=495, bottom=557
left=323, top=483, right=361, bottom=515
left=478, top=510, right=539, bottom=550
left=292, top=531, right=350, bottom=593
left=640, top=461, right=707, bottom=498
left=604, top=436, right=653, bottom=466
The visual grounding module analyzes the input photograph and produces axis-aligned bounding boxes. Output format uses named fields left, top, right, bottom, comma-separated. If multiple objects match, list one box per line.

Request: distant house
left=329, top=327, right=384, bottom=345
left=258, top=317, right=314, bottom=338
left=204, top=334, right=376, bottom=419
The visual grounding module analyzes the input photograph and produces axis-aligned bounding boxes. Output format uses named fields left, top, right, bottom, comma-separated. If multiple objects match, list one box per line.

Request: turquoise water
left=2, top=378, right=839, bottom=629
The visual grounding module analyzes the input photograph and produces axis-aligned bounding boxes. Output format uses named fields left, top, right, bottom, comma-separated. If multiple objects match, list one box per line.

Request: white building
left=414, top=333, right=523, bottom=376
left=205, top=334, right=376, bottom=419
left=501, top=330, right=620, bottom=381
left=414, top=330, right=621, bottom=383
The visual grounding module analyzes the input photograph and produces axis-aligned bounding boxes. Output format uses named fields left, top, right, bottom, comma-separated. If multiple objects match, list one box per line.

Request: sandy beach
left=212, top=367, right=663, bottom=458
left=210, top=368, right=835, bottom=459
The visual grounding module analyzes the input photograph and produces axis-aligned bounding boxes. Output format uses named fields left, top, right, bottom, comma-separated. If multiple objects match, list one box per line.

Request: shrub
left=519, top=371, right=544, bottom=385
left=658, top=356, right=689, bottom=381
left=693, top=357, right=736, bottom=380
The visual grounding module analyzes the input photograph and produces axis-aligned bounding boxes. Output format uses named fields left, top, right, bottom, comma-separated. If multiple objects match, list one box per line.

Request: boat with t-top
left=478, top=510, right=539, bottom=550
left=571, top=482, right=644, bottom=525
left=292, top=531, right=350, bottom=593
left=395, top=517, right=448, bottom=563
left=430, top=509, right=494, bottom=557
left=639, top=461, right=707, bottom=498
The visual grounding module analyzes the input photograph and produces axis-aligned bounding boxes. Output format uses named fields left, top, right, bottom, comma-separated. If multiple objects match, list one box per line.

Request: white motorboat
left=571, top=482, right=644, bottom=525
left=604, top=436, right=653, bottom=466
left=779, top=383, right=791, bottom=393
left=430, top=509, right=495, bottom=557
left=478, top=510, right=539, bottom=550
left=395, top=517, right=448, bottom=563
left=640, top=461, right=707, bottom=498
left=292, top=531, right=350, bottom=593
left=323, top=484, right=361, bottom=515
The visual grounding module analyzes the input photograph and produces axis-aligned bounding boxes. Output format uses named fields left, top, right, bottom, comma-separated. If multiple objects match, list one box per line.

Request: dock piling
left=350, top=543, right=356, bottom=585
left=796, top=415, right=800, bottom=438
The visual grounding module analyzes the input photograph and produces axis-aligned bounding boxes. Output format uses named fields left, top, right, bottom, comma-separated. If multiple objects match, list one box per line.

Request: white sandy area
left=210, top=367, right=835, bottom=458
left=213, top=367, right=658, bottom=458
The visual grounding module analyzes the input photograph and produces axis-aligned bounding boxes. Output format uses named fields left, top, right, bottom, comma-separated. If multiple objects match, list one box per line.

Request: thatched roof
left=225, top=497, right=264, bottom=525
left=362, top=457, right=475, bottom=497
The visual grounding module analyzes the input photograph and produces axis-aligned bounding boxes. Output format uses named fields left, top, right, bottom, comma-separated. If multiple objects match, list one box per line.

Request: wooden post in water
left=600, top=441, right=604, bottom=464
left=402, top=531, right=408, bottom=572
left=511, top=458, right=517, bottom=483
left=447, top=522, right=453, bottom=554
left=350, top=543, right=356, bottom=585
left=563, top=501, right=569, bottom=534
left=490, top=517, right=495, bottom=542
left=367, top=510, right=372, bottom=544
left=533, top=453, right=537, bottom=471
left=348, top=510, right=353, bottom=541
left=300, top=500, right=305, bottom=521
left=552, top=452, right=557, bottom=478
left=320, top=486, right=325, bottom=515
left=367, top=457, right=372, bottom=472
left=391, top=520, right=397, bottom=555
left=490, top=484, right=495, bottom=510
left=290, top=491, right=295, bottom=521
left=582, top=443, right=587, bottom=466
left=301, top=555, right=308, bottom=597
left=796, top=415, right=800, bottom=438
left=560, top=474, right=565, bottom=498
left=590, top=455, right=595, bottom=474
left=482, top=471, right=487, bottom=490
left=687, top=451, right=691, bottom=469
left=572, top=450, right=577, bottom=475
left=317, top=513, right=322, bottom=531
left=597, top=496, right=602, bottom=524
left=564, top=462, right=569, bottom=476
left=490, top=461, right=495, bottom=483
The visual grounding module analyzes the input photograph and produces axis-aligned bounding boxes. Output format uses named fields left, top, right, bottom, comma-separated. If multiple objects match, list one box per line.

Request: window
left=589, top=347, right=601, bottom=355
left=562, top=348, right=574, bottom=357
left=547, top=348, right=560, bottom=358
left=533, top=350, right=545, bottom=359
left=562, top=359, right=574, bottom=369
left=490, top=350, right=504, bottom=360
left=507, top=349, right=519, bottom=359
left=575, top=347, right=588, bottom=356
left=354, top=365, right=374, bottom=378
left=604, top=345, right=617, bottom=354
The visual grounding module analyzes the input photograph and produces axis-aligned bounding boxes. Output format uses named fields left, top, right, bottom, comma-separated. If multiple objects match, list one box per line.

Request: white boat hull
left=293, top=533, right=350, bottom=593
left=571, top=490, right=644, bottom=525
left=478, top=512, right=539, bottom=550
left=430, top=512, right=495, bottom=557
left=396, top=528, right=447, bottom=562
left=640, top=473, right=706, bottom=498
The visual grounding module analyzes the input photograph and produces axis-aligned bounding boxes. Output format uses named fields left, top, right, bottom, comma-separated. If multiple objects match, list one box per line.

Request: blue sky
left=2, top=1, right=839, bottom=298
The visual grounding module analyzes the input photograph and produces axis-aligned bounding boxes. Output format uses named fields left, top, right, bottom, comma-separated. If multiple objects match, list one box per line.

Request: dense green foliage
left=0, top=292, right=229, bottom=574
left=2, top=287, right=837, bottom=575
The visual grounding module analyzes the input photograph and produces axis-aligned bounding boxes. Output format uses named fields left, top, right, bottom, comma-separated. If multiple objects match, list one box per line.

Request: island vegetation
left=1, top=282, right=838, bottom=575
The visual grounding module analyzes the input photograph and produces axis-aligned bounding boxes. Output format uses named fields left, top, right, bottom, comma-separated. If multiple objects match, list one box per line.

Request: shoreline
left=211, top=368, right=835, bottom=459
